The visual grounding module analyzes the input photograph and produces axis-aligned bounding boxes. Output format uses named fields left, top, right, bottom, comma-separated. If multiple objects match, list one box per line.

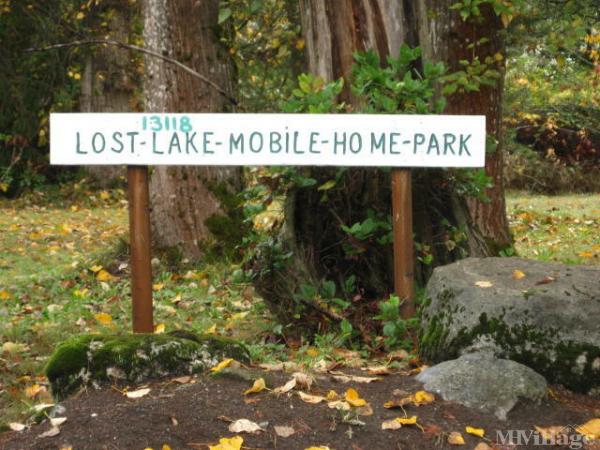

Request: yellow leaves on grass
left=344, top=388, right=366, bottom=407
left=96, top=269, right=115, bottom=282
left=208, top=436, right=243, bottom=450
left=25, top=384, right=42, bottom=398
left=0, top=290, right=12, bottom=300
left=154, top=323, right=166, bottom=334
left=211, top=358, right=234, bottom=374
left=94, top=312, right=112, bottom=325
left=244, top=378, right=266, bottom=395
left=153, top=283, right=165, bottom=291
left=465, top=426, right=485, bottom=438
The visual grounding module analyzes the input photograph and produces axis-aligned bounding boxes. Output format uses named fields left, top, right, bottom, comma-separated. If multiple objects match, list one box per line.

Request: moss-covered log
left=45, top=332, right=249, bottom=400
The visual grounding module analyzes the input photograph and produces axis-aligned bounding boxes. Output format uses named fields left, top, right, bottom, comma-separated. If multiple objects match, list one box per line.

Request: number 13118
left=142, top=115, right=193, bottom=133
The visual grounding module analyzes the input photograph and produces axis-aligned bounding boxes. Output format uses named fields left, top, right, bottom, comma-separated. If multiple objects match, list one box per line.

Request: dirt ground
left=2, top=368, right=599, bottom=450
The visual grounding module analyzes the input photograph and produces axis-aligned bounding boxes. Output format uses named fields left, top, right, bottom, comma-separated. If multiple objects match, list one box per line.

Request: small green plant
left=374, top=295, right=418, bottom=350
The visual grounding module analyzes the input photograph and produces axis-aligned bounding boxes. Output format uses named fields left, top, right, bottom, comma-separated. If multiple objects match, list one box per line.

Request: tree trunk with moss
left=251, top=0, right=511, bottom=337
left=143, top=0, right=240, bottom=259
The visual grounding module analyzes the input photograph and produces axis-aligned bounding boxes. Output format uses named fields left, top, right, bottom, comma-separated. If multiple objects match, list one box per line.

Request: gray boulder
left=420, top=257, right=600, bottom=393
left=416, top=352, right=547, bottom=420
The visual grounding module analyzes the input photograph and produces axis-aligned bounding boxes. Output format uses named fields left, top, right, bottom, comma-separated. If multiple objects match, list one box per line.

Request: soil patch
left=2, top=370, right=599, bottom=450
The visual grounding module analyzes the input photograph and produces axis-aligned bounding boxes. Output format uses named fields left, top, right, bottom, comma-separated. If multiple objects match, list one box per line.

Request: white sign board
left=50, top=113, right=486, bottom=167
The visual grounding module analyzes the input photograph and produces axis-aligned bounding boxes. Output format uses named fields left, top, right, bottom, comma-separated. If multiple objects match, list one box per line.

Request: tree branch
left=25, top=39, right=238, bottom=106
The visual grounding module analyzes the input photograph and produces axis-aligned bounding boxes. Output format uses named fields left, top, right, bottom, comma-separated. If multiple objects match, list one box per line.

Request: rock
left=45, top=332, right=250, bottom=400
left=419, top=257, right=600, bottom=393
left=416, top=352, right=547, bottom=420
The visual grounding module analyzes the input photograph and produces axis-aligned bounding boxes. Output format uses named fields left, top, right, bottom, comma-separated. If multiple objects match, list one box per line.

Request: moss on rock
left=45, top=332, right=250, bottom=400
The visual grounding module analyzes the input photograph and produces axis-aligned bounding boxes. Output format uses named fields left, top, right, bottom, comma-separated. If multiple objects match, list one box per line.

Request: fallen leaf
left=298, top=391, right=325, bottom=404
left=2, top=342, right=28, bottom=354
left=412, top=390, right=435, bottom=406
left=274, top=425, right=295, bottom=438
left=382, top=419, right=403, bottom=430
left=466, top=426, right=485, bottom=438
left=50, top=417, right=67, bottom=427
left=475, top=281, right=493, bottom=288
left=211, top=358, right=234, bottom=374
left=367, top=365, right=391, bottom=375
left=273, top=378, right=296, bottom=394
left=244, top=378, right=266, bottom=395
left=345, top=388, right=367, bottom=407
left=332, top=374, right=381, bottom=383
left=153, top=283, right=165, bottom=291
left=96, top=269, right=115, bottom=282
left=162, top=445, right=172, bottom=450
left=25, top=384, right=42, bottom=398
left=473, top=444, right=492, bottom=450
left=512, top=269, right=526, bottom=280
left=327, top=400, right=351, bottom=410
left=448, top=431, right=466, bottom=445
left=397, top=416, right=418, bottom=425
left=94, top=312, right=112, bottom=325
left=154, top=323, right=166, bottom=334
left=9, top=423, right=26, bottom=431
left=208, top=436, right=243, bottom=450
left=126, top=388, right=151, bottom=399
left=31, top=403, right=54, bottom=412
left=38, top=427, right=60, bottom=438
left=0, top=290, right=11, bottom=300
left=576, top=418, right=600, bottom=440
left=228, top=419, right=264, bottom=434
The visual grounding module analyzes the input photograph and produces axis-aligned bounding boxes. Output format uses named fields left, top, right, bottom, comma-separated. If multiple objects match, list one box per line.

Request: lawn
left=0, top=188, right=598, bottom=428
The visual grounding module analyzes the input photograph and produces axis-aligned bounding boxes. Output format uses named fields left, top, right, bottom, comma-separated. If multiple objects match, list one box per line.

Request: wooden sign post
left=51, top=113, right=485, bottom=332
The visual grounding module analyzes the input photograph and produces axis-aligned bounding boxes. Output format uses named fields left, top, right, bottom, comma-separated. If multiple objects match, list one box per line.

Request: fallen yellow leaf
left=306, top=347, right=319, bottom=357
left=94, top=312, right=113, bottom=325
left=96, top=269, right=115, bottom=282
left=0, top=290, right=11, bottom=300
left=448, top=431, right=465, bottom=445
left=25, top=384, right=42, bottom=398
left=576, top=418, right=600, bottom=440
left=381, top=419, right=403, bottom=430
left=412, top=390, right=435, bottom=406
left=205, top=324, right=217, bottom=334
left=154, top=323, right=166, bottom=334
left=153, top=283, right=165, bottom=291
left=244, top=378, right=266, bottom=395
left=211, top=358, right=234, bottom=373
left=466, top=426, right=485, bottom=438
left=345, top=388, right=367, bottom=407
left=512, top=269, right=526, bottom=280
left=397, top=416, right=418, bottom=425
left=579, top=251, right=594, bottom=258
left=90, top=265, right=102, bottom=273
left=208, top=436, right=243, bottom=450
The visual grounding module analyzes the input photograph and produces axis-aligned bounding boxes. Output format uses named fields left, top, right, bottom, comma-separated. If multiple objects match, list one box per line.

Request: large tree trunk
left=143, top=0, right=240, bottom=259
left=417, top=1, right=511, bottom=252
left=252, top=0, right=511, bottom=337
left=81, top=0, right=134, bottom=186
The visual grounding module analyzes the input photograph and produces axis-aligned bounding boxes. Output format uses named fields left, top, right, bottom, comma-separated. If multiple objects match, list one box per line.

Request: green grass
left=506, top=191, right=600, bottom=265
left=1, top=187, right=598, bottom=428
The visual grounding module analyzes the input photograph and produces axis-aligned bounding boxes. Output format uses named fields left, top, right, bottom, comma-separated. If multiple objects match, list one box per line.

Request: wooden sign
left=50, top=112, right=486, bottom=333
left=50, top=113, right=486, bottom=168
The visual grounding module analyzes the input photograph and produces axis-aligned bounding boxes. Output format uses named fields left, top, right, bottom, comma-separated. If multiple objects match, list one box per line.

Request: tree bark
left=81, top=0, right=134, bottom=186
left=417, top=1, right=512, bottom=252
left=143, top=0, right=240, bottom=259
